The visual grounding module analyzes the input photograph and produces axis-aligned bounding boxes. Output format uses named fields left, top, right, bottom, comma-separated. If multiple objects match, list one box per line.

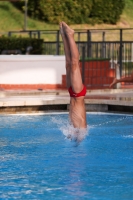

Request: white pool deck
left=0, top=88, right=133, bottom=114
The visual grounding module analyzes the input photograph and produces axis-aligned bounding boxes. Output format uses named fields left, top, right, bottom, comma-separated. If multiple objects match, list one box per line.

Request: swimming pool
left=0, top=113, right=133, bottom=200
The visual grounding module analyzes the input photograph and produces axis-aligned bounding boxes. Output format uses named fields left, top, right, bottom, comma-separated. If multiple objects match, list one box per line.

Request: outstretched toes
left=62, top=21, right=74, bottom=37
left=59, top=22, right=64, bottom=36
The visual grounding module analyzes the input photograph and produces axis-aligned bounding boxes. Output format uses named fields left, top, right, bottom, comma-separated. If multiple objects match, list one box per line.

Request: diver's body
left=60, top=21, right=87, bottom=130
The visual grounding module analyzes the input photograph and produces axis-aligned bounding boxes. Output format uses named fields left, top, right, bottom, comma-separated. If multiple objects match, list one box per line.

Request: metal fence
left=1, top=28, right=133, bottom=88
left=44, top=40, right=133, bottom=75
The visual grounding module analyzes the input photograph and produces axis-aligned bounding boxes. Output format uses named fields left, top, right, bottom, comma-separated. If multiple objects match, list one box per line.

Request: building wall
left=0, top=55, right=66, bottom=90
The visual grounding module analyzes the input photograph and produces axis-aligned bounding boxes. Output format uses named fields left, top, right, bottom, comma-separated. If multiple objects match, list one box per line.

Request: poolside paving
left=0, top=88, right=133, bottom=113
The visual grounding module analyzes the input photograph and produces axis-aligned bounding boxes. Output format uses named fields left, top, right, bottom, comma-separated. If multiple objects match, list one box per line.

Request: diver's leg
left=62, top=21, right=83, bottom=93
left=60, top=22, right=71, bottom=88
left=110, top=72, right=133, bottom=88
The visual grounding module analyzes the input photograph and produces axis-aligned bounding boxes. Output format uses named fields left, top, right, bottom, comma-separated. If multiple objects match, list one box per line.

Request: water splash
left=51, top=115, right=89, bottom=144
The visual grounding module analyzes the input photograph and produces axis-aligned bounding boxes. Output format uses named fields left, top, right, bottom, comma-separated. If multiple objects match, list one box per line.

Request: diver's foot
left=59, top=22, right=64, bottom=36
left=62, top=21, right=74, bottom=37
left=109, top=78, right=117, bottom=88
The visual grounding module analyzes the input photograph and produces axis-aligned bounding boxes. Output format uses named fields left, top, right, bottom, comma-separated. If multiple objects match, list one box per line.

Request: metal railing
left=1, top=28, right=133, bottom=88
left=3, top=28, right=133, bottom=41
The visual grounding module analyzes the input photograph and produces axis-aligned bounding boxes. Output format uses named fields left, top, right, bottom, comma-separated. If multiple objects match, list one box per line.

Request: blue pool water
left=0, top=113, right=133, bottom=200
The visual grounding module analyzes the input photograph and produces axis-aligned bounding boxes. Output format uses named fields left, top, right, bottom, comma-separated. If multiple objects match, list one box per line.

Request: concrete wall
left=0, top=55, right=66, bottom=90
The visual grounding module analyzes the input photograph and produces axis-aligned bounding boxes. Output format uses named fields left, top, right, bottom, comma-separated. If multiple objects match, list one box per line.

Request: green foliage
left=28, top=0, right=93, bottom=24
left=90, top=0, right=125, bottom=24
left=13, top=0, right=93, bottom=24
left=123, top=62, right=133, bottom=74
left=123, top=0, right=133, bottom=20
left=0, top=37, right=43, bottom=54
left=12, top=0, right=125, bottom=25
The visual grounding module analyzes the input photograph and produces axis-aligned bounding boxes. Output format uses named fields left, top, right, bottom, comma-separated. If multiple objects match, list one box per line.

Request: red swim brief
left=68, top=85, right=86, bottom=97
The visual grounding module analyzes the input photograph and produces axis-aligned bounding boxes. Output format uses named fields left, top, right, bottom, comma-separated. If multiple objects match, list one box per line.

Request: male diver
left=60, top=22, right=87, bottom=133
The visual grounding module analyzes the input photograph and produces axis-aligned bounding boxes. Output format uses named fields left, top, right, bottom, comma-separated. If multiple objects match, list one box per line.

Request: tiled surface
left=0, top=89, right=133, bottom=108
left=0, top=84, right=63, bottom=90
